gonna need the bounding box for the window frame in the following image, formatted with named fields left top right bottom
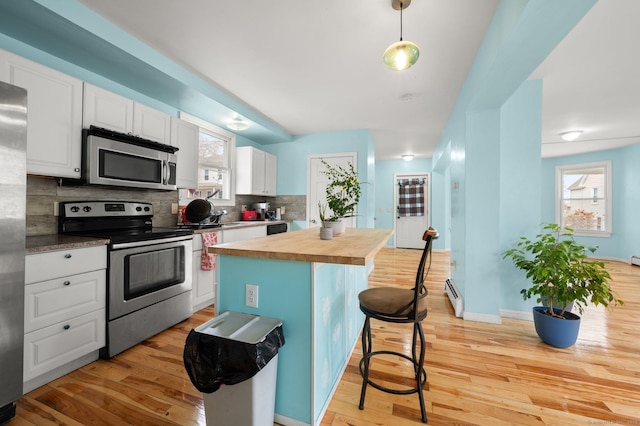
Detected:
left=555, top=160, right=612, bottom=237
left=179, top=112, right=236, bottom=207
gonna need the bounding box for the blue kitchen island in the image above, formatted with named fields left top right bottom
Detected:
left=209, top=227, right=393, bottom=426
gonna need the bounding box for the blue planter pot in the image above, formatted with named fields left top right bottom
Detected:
left=532, top=306, right=581, bottom=348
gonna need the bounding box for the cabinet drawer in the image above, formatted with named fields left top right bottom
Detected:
left=25, top=270, right=106, bottom=333
left=23, top=309, right=106, bottom=382
left=25, top=245, right=106, bottom=284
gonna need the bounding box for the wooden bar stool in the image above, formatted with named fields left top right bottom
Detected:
left=358, top=227, right=438, bottom=423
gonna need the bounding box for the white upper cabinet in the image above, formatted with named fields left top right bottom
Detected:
left=235, top=146, right=277, bottom=196
left=83, top=83, right=171, bottom=145
left=133, top=102, right=172, bottom=146
left=83, top=83, right=133, bottom=133
left=171, top=116, right=199, bottom=189
left=264, top=151, right=277, bottom=196
left=0, top=49, right=83, bottom=179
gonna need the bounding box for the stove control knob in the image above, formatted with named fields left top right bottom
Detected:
left=70, top=206, right=79, bottom=213
left=144, top=206, right=150, bottom=212
left=136, top=206, right=142, bottom=212
left=83, top=206, right=91, bottom=212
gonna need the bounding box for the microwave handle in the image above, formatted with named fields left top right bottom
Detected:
left=162, top=160, right=170, bottom=185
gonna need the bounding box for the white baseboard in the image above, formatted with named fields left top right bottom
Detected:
left=462, top=311, right=502, bottom=324
left=500, top=309, right=533, bottom=321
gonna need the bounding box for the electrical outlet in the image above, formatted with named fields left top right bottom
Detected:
left=171, top=203, right=179, bottom=214
left=53, top=201, right=59, bottom=216
left=241, top=205, right=247, bottom=212
left=280, top=206, right=286, bottom=215
left=245, top=284, right=258, bottom=308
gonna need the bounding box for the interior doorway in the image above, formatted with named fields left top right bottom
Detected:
left=307, top=153, right=357, bottom=228
left=394, top=173, right=430, bottom=248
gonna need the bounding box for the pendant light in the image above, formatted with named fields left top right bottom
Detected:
left=383, top=0, right=419, bottom=71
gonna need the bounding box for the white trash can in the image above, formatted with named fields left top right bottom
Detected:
left=185, top=311, right=284, bottom=426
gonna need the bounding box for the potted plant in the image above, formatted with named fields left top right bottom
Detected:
left=502, top=223, right=622, bottom=348
left=317, top=202, right=333, bottom=240
left=321, top=160, right=362, bottom=236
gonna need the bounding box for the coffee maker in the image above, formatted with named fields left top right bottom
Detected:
left=253, top=202, right=270, bottom=220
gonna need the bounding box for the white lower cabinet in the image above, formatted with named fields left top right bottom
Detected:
left=222, top=226, right=266, bottom=243
left=192, top=232, right=218, bottom=311
left=24, top=245, right=107, bottom=392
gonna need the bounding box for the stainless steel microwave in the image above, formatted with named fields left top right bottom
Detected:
left=83, top=126, right=178, bottom=191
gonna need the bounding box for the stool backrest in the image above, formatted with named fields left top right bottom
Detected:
left=412, top=227, right=438, bottom=320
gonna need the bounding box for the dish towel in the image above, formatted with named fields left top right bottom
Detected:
left=201, top=232, right=218, bottom=271
left=397, top=178, right=425, bottom=217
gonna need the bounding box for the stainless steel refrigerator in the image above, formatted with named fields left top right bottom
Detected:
left=0, top=80, right=27, bottom=423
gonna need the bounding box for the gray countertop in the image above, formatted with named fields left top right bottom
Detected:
left=26, top=235, right=110, bottom=254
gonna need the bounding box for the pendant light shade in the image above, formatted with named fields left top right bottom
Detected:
left=384, top=0, right=419, bottom=71
left=383, top=40, right=420, bottom=71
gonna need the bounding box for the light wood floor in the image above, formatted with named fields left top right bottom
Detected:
left=12, top=248, right=640, bottom=425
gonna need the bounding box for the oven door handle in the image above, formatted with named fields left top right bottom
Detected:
left=111, top=235, right=193, bottom=250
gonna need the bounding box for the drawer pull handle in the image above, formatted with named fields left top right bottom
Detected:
left=63, top=324, right=70, bottom=330
left=63, top=281, right=71, bottom=286
left=64, top=254, right=72, bottom=259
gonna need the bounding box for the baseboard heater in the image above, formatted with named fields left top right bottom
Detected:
left=444, top=278, right=463, bottom=318
left=631, top=256, right=640, bottom=267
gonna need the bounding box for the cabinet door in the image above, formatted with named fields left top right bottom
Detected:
left=235, top=146, right=254, bottom=195
left=264, top=152, right=277, bottom=196
left=252, top=148, right=266, bottom=195
left=222, top=226, right=266, bottom=243
left=24, top=270, right=106, bottom=334
left=23, top=309, right=106, bottom=382
left=0, top=49, right=83, bottom=178
left=171, top=116, right=199, bottom=188
left=83, top=83, right=133, bottom=133
left=133, top=103, right=172, bottom=145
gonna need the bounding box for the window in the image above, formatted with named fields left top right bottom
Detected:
left=556, top=161, right=611, bottom=236
left=178, top=113, right=236, bottom=206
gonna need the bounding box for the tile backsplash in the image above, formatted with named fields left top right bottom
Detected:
left=26, top=175, right=307, bottom=236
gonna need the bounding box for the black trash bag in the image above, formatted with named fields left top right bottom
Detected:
left=183, top=324, right=285, bottom=393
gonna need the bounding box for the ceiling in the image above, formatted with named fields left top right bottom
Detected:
left=43, top=0, right=640, bottom=160
left=531, top=0, right=640, bottom=158
left=75, top=0, right=499, bottom=161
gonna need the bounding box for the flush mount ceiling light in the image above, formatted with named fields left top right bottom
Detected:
left=383, top=0, right=420, bottom=71
left=402, top=154, right=415, bottom=161
left=559, top=130, right=583, bottom=141
left=226, top=117, right=249, bottom=131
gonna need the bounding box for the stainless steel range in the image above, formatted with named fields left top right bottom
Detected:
left=59, top=201, right=193, bottom=358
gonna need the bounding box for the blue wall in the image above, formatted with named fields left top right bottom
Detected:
left=431, top=0, right=597, bottom=321
left=541, top=143, right=640, bottom=261
left=266, top=130, right=375, bottom=229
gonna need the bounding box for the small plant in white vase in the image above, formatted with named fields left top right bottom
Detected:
left=318, top=202, right=333, bottom=240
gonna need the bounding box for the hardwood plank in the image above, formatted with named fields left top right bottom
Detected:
left=12, top=250, right=640, bottom=426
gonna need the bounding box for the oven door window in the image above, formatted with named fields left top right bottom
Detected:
left=100, top=149, right=163, bottom=183
left=124, top=246, right=185, bottom=300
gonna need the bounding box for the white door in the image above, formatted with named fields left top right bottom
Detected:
left=308, top=153, right=357, bottom=228
left=395, top=173, right=430, bottom=249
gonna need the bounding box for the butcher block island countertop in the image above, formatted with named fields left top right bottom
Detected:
left=208, top=227, right=393, bottom=265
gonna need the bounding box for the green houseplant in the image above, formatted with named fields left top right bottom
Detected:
left=321, top=160, right=361, bottom=235
left=502, top=223, right=622, bottom=348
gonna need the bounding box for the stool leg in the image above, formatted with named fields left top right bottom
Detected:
left=415, top=322, right=427, bottom=423
left=359, top=316, right=371, bottom=410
